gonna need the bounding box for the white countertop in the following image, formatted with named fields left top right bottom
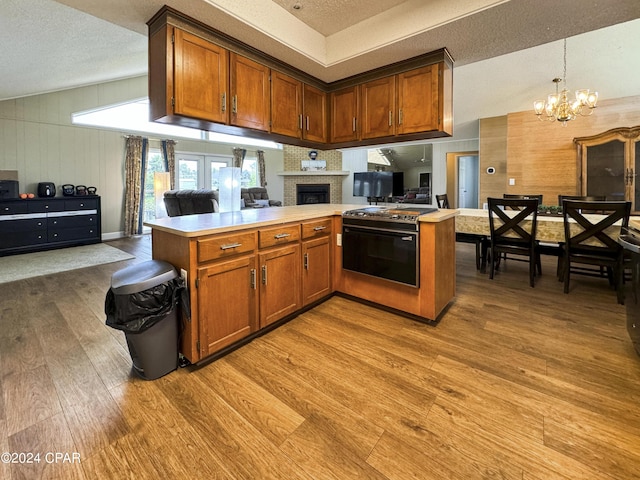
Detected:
left=144, top=204, right=458, bottom=237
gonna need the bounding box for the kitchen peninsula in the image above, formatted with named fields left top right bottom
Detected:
left=145, top=204, right=457, bottom=364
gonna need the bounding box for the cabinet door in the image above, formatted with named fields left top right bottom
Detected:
left=361, top=76, right=395, bottom=139
left=230, top=53, right=270, bottom=131
left=259, top=244, right=301, bottom=328
left=174, top=28, right=229, bottom=124
left=198, top=256, right=258, bottom=357
left=330, top=86, right=359, bottom=143
left=302, top=236, right=331, bottom=306
left=397, top=64, right=439, bottom=134
left=583, top=140, right=626, bottom=202
left=271, top=71, right=302, bottom=138
left=303, top=84, right=327, bottom=143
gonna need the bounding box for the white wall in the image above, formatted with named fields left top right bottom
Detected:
left=0, top=76, right=284, bottom=238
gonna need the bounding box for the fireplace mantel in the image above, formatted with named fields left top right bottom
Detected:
left=277, top=171, right=350, bottom=176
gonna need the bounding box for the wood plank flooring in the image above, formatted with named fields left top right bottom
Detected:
left=1, top=234, right=639, bottom=479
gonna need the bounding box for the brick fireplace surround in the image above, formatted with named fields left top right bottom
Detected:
left=281, top=145, right=344, bottom=206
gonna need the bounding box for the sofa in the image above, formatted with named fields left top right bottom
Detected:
left=164, top=188, right=282, bottom=217
left=396, top=187, right=432, bottom=204
left=163, top=189, right=219, bottom=217
left=241, top=187, right=282, bottom=208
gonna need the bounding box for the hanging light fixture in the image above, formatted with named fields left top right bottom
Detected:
left=533, top=38, right=598, bottom=126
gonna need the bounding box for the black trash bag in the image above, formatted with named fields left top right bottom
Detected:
left=105, top=276, right=186, bottom=333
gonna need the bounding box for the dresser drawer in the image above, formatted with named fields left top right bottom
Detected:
left=0, top=216, right=47, bottom=233
left=301, top=218, right=332, bottom=239
left=64, top=198, right=99, bottom=211
left=48, top=213, right=99, bottom=229
left=28, top=200, right=64, bottom=213
left=0, top=230, right=47, bottom=248
left=48, top=226, right=99, bottom=243
left=0, top=202, right=28, bottom=215
left=258, top=224, right=300, bottom=248
left=198, top=231, right=256, bottom=263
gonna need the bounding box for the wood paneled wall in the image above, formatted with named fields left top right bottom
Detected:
left=480, top=95, right=640, bottom=206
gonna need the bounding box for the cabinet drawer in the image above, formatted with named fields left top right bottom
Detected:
left=49, top=226, right=99, bottom=243
left=65, top=198, right=99, bottom=210
left=0, top=217, right=46, bottom=233
left=0, top=202, right=28, bottom=215
left=198, top=231, right=256, bottom=263
left=301, top=218, right=332, bottom=239
left=258, top=224, right=300, bottom=248
left=48, top=214, right=99, bottom=229
left=0, top=230, right=47, bottom=248
left=28, top=200, right=64, bottom=213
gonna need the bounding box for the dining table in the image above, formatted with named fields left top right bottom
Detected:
left=454, top=208, right=633, bottom=272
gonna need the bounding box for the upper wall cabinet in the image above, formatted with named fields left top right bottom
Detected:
left=230, top=53, right=270, bottom=131
left=270, top=72, right=327, bottom=142
left=147, top=6, right=454, bottom=148
left=173, top=29, right=228, bottom=124
left=330, top=86, right=359, bottom=143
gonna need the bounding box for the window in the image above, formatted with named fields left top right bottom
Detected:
left=143, top=149, right=166, bottom=223
left=241, top=158, right=258, bottom=188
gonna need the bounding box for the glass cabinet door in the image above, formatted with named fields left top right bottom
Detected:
left=576, top=126, right=640, bottom=214
left=585, top=140, right=626, bottom=201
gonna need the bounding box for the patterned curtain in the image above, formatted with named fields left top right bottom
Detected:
left=123, top=136, right=148, bottom=237
left=232, top=147, right=246, bottom=168
left=257, top=150, right=267, bottom=187
left=161, top=139, right=177, bottom=189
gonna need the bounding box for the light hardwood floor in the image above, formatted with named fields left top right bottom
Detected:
left=1, top=235, right=639, bottom=479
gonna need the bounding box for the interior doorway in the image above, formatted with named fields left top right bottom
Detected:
left=446, top=151, right=479, bottom=208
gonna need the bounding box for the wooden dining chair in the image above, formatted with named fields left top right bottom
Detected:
left=435, top=194, right=450, bottom=209
left=488, top=197, right=541, bottom=287
left=502, top=194, right=543, bottom=210
left=558, top=195, right=607, bottom=213
left=560, top=199, right=631, bottom=303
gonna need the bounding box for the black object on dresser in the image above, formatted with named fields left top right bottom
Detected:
left=0, top=196, right=101, bottom=256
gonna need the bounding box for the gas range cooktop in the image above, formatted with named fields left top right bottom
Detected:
left=342, top=206, right=438, bottom=223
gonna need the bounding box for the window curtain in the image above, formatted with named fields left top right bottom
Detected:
left=257, top=150, right=267, bottom=187
left=161, top=139, right=177, bottom=189
left=233, top=147, right=246, bottom=169
left=123, top=135, right=149, bottom=237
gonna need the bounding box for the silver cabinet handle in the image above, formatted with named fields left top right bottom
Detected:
left=353, top=117, right=357, bottom=132
left=388, top=110, right=393, bottom=126
left=220, top=242, right=242, bottom=250
left=274, top=233, right=290, bottom=239
left=398, top=109, right=403, bottom=125
left=306, top=116, right=310, bottom=131
left=304, top=253, right=309, bottom=270
left=313, top=225, right=326, bottom=231
left=250, top=268, right=256, bottom=289
left=261, top=265, right=267, bottom=285
left=299, top=114, right=303, bottom=130
left=232, top=95, right=238, bottom=114
left=221, top=92, right=226, bottom=112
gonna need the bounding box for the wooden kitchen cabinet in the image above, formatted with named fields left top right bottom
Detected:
left=197, top=255, right=258, bottom=358
left=270, top=70, right=302, bottom=138
left=302, top=84, right=327, bottom=143
left=270, top=71, right=327, bottom=142
left=301, top=218, right=332, bottom=305
left=397, top=64, right=440, bottom=134
left=361, top=76, right=396, bottom=139
left=259, top=244, right=301, bottom=328
left=173, top=28, right=229, bottom=124
left=230, top=53, right=270, bottom=131
left=330, top=86, right=359, bottom=143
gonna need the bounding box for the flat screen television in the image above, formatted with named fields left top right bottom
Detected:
left=353, top=171, right=404, bottom=198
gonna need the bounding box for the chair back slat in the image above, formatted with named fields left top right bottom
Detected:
left=436, top=194, right=450, bottom=209
left=562, top=200, right=630, bottom=254
left=503, top=194, right=543, bottom=210
left=489, top=198, right=539, bottom=243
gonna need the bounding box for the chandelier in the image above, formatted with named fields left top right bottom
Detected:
left=533, top=38, right=598, bottom=125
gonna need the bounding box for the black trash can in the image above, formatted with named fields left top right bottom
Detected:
left=105, top=260, right=184, bottom=380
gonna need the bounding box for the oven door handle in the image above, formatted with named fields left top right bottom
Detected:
left=401, top=236, right=414, bottom=241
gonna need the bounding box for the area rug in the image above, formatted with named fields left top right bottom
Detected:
left=0, top=243, right=135, bottom=284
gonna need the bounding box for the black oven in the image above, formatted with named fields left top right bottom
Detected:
left=342, top=220, right=419, bottom=287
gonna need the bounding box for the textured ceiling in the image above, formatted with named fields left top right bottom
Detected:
left=1, top=0, right=639, bottom=102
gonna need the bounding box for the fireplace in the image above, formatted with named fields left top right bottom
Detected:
left=297, top=184, right=330, bottom=205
